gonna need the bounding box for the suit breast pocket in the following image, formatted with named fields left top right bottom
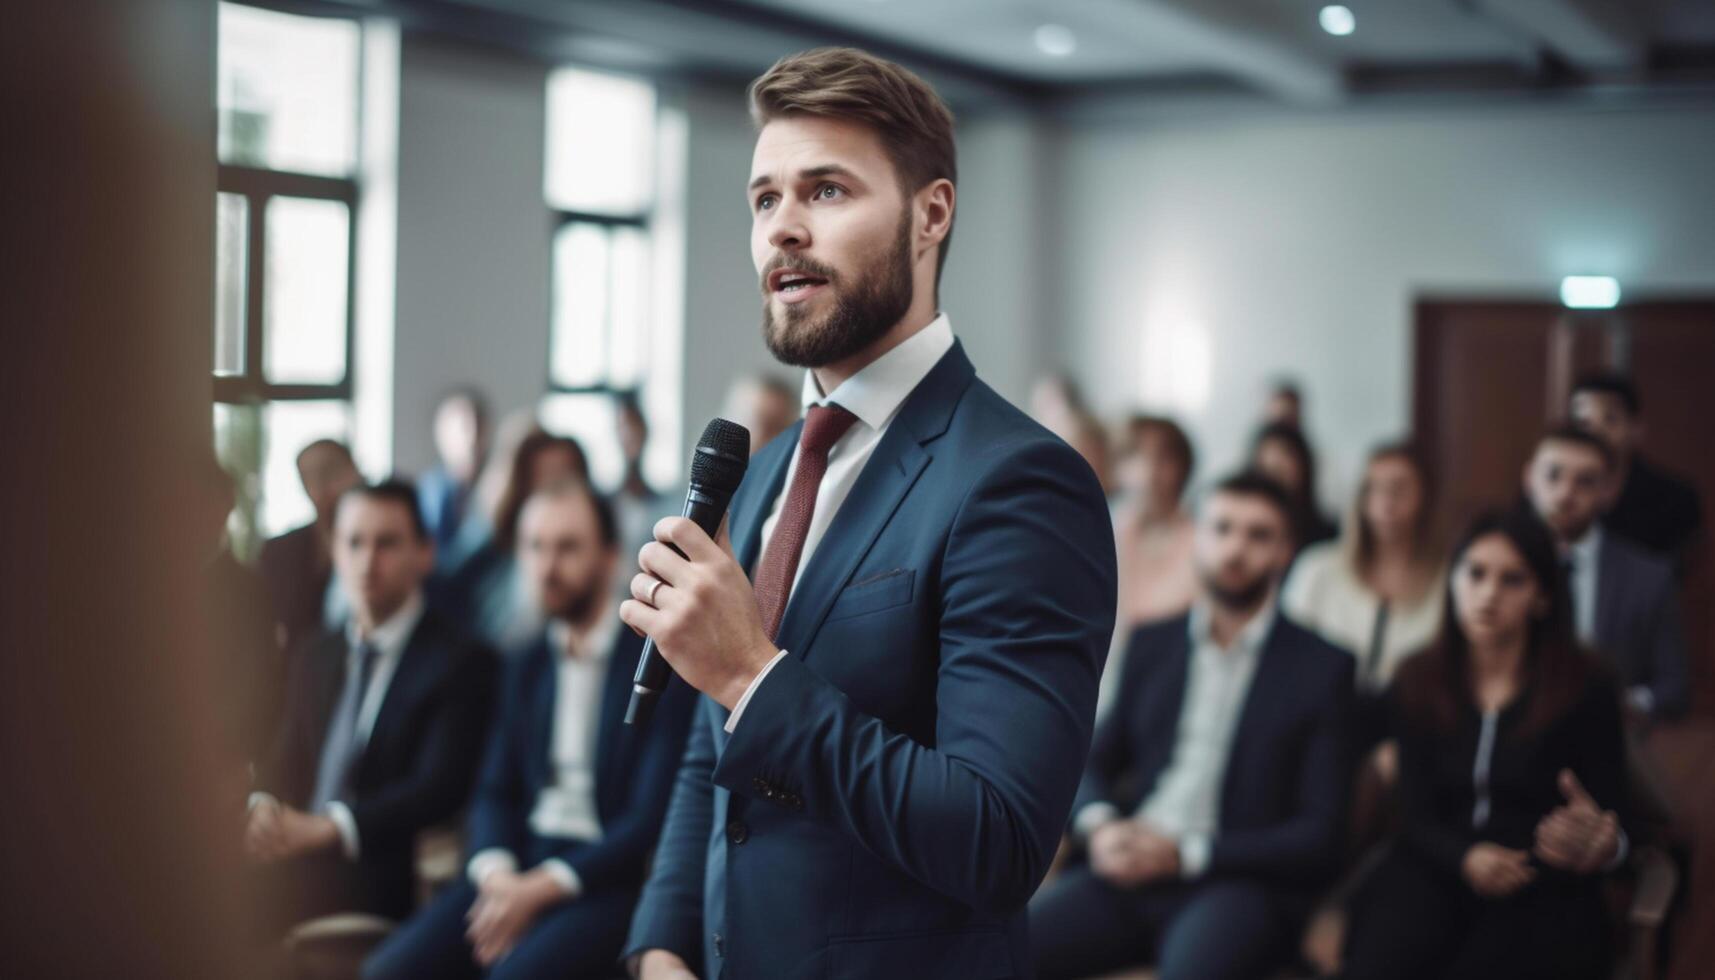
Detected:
left=824, top=569, right=915, bottom=624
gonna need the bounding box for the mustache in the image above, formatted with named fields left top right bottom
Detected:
left=759, top=253, right=839, bottom=295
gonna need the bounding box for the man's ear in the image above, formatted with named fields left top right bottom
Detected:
left=916, top=178, right=955, bottom=255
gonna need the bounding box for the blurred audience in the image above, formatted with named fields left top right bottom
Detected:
left=260, top=439, right=363, bottom=654
left=722, top=374, right=800, bottom=456
left=1112, top=415, right=1200, bottom=627
left=444, top=432, right=591, bottom=651
left=1284, top=442, right=1445, bottom=748
left=1262, top=377, right=1304, bottom=430
left=1339, top=510, right=1630, bottom=980
left=1030, top=372, right=1113, bottom=493
left=246, top=481, right=496, bottom=940
left=1520, top=426, right=1688, bottom=721
left=199, top=453, right=284, bottom=768
left=1032, top=473, right=1353, bottom=980
left=1570, top=371, right=1704, bottom=567
left=611, top=393, right=676, bottom=595
left=364, top=480, right=694, bottom=980
left=1251, top=421, right=1338, bottom=554
left=419, top=387, right=491, bottom=560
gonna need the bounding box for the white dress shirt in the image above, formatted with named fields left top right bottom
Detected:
left=466, top=612, right=620, bottom=899
left=1567, top=526, right=1602, bottom=648
left=249, top=591, right=425, bottom=860
left=724, top=313, right=956, bottom=733
left=1075, top=603, right=1274, bottom=877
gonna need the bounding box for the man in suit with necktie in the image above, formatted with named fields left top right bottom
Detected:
left=619, top=47, right=1118, bottom=980
left=1521, top=425, right=1689, bottom=721
left=246, top=480, right=496, bottom=938
left=1030, top=472, right=1354, bottom=980
left=363, top=480, right=695, bottom=979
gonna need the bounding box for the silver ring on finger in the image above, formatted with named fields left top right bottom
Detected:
left=646, top=577, right=665, bottom=606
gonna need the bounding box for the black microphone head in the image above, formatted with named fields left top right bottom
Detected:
left=690, top=418, right=750, bottom=492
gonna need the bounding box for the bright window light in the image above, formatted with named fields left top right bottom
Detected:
left=1319, top=5, right=1356, bottom=37
left=1560, top=276, right=1621, bottom=309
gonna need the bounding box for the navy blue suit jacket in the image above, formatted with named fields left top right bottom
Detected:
left=1076, top=612, right=1355, bottom=895
left=624, top=342, right=1118, bottom=979
left=466, top=626, right=695, bottom=896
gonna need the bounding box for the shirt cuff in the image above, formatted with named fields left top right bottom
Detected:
left=1627, top=686, right=1656, bottom=716
left=537, top=858, right=583, bottom=899
left=323, top=801, right=361, bottom=860
left=1178, top=834, right=1212, bottom=878
left=467, top=848, right=518, bottom=887
left=724, top=649, right=790, bottom=734
left=1073, top=803, right=1121, bottom=842
left=1603, top=827, right=1631, bottom=873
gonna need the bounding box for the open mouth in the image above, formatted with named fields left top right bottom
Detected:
left=768, top=267, right=831, bottom=298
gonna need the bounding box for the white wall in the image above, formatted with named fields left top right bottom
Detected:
left=1052, top=100, right=1715, bottom=505
left=393, top=37, right=552, bottom=477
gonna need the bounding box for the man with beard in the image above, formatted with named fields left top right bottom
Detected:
left=365, top=480, right=694, bottom=980
left=1521, top=425, right=1688, bottom=721
left=621, top=48, right=1116, bottom=980
left=1031, top=473, right=1355, bottom=980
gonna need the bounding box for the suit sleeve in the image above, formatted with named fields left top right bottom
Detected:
left=622, top=696, right=719, bottom=972
left=1394, top=693, right=1474, bottom=875
left=1206, top=651, right=1354, bottom=883
left=555, top=678, right=696, bottom=894
left=253, top=635, right=319, bottom=803
left=710, top=438, right=1118, bottom=914
left=1643, top=574, right=1690, bottom=719
left=465, top=661, right=528, bottom=860
left=1571, top=676, right=1632, bottom=861
left=348, top=647, right=496, bottom=850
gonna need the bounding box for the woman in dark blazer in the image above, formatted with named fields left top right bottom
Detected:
left=1340, top=509, right=1630, bottom=980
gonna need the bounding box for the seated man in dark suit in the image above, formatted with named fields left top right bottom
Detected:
left=1522, top=425, right=1689, bottom=721
left=1032, top=472, right=1355, bottom=980
left=260, top=439, right=363, bottom=653
left=246, top=480, right=496, bottom=937
left=1570, top=371, right=1703, bottom=566
left=364, top=480, right=695, bottom=980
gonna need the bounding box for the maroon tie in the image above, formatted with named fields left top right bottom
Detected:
left=753, top=403, right=859, bottom=641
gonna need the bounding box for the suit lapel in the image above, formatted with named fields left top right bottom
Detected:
left=772, top=343, right=975, bottom=662
left=1223, top=620, right=1291, bottom=806
left=593, top=631, right=641, bottom=815
left=528, top=636, right=558, bottom=787
left=364, top=616, right=440, bottom=772
left=1594, top=535, right=1623, bottom=646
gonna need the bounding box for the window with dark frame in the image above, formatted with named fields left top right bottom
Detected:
left=213, top=2, right=363, bottom=549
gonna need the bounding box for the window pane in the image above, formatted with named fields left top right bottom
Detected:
left=218, top=3, right=360, bottom=176
left=607, top=227, right=650, bottom=389
left=545, top=68, right=655, bottom=215
left=551, top=223, right=610, bottom=389
left=538, top=393, right=622, bottom=490
left=214, top=193, right=248, bottom=376
left=265, top=197, right=350, bottom=385
left=260, top=400, right=352, bottom=537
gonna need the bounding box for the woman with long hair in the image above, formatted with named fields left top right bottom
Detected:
left=1250, top=421, right=1338, bottom=553
left=1338, top=510, right=1630, bottom=980
left=1284, top=442, right=1444, bottom=747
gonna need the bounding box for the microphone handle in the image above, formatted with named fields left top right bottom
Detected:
left=625, top=482, right=734, bottom=726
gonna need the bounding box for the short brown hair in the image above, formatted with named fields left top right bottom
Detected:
left=749, top=47, right=958, bottom=281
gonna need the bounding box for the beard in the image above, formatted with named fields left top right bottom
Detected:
left=760, top=207, right=914, bottom=369
left=1199, top=565, right=1275, bottom=613
left=546, top=574, right=603, bottom=625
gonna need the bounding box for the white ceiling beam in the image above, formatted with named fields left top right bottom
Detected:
left=1100, top=0, right=1346, bottom=105
left=1475, top=0, right=1648, bottom=68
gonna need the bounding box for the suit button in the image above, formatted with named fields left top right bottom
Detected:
left=713, top=932, right=724, bottom=958
left=726, top=819, right=749, bottom=845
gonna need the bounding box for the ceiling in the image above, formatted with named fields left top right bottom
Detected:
left=304, top=0, right=1715, bottom=107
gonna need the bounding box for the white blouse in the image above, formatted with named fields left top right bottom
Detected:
left=1281, top=541, right=1444, bottom=691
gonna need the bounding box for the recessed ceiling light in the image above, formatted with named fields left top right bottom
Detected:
left=1034, top=24, right=1077, bottom=58
left=1561, top=276, right=1621, bottom=309
left=1319, top=5, right=1356, bottom=36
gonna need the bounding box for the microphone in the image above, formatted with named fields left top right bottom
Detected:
left=625, top=417, right=751, bottom=727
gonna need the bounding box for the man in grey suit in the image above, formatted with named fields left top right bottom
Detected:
left=1523, top=425, right=1689, bottom=720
